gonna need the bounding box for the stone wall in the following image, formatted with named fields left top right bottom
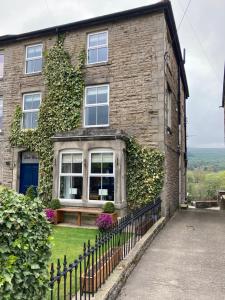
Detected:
left=0, top=10, right=187, bottom=217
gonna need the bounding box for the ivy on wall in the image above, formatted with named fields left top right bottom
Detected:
left=10, top=38, right=85, bottom=204
left=126, top=137, right=164, bottom=210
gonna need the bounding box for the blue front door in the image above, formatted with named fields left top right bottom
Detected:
left=19, top=163, right=39, bottom=194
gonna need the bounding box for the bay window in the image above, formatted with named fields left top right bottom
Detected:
left=60, top=152, right=83, bottom=200
left=89, top=151, right=114, bottom=201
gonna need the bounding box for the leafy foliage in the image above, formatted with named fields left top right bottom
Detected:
left=10, top=39, right=85, bottom=205
left=126, top=137, right=164, bottom=210
left=102, top=201, right=115, bottom=213
left=49, top=198, right=61, bottom=210
left=187, top=170, right=225, bottom=201
left=25, top=185, right=37, bottom=200
left=0, top=188, right=52, bottom=299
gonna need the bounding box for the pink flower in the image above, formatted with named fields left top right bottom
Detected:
left=96, top=213, right=113, bottom=231
left=44, top=208, right=55, bottom=221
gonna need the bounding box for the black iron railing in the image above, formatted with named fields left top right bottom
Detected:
left=49, top=198, right=161, bottom=300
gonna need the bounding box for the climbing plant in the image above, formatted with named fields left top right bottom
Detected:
left=10, top=38, right=85, bottom=204
left=126, top=137, right=164, bottom=210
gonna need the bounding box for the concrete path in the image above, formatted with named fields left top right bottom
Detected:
left=118, top=209, right=225, bottom=300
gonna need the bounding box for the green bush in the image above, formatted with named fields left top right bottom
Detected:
left=126, top=137, right=164, bottom=210
left=49, top=198, right=61, bottom=210
left=25, top=185, right=37, bottom=200
left=0, top=188, right=52, bottom=300
left=103, top=202, right=115, bottom=213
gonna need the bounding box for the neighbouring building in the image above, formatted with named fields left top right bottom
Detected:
left=0, top=0, right=188, bottom=218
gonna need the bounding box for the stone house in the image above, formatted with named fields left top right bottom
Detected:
left=0, top=1, right=188, bottom=218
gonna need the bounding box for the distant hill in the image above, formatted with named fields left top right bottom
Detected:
left=188, top=148, right=225, bottom=171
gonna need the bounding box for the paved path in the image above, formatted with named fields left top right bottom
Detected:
left=118, top=209, right=225, bottom=300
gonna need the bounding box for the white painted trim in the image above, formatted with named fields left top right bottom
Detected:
left=87, top=31, right=108, bottom=65
left=58, top=150, right=84, bottom=201
left=84, top=84, right=110, bottom=127
left=25, top=44, right=43, bottom=75
left=88, top=149, right=115, bottom=202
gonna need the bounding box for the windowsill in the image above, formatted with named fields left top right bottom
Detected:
left=85, top=61, right=111, bottom=68
left=84, top=125, right=109, bottom=128
left=23, top=72, right=42, bottom=78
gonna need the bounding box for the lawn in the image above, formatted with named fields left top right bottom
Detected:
left=50, top=226, right=98, bottom=267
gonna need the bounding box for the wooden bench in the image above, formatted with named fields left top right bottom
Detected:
left=55, top=207, right=103, bottom=226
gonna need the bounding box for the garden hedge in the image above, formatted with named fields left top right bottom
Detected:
left=0, top=188, right=52, bottom=300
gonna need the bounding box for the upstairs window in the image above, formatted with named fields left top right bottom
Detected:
left=0, top=52, right=4, bottom=78
left=60, top=152, right=83, bottom=200
left=89, top=151, right=114, bottom=201
left=25, top=44, right=43, bottom=74
left=22, top=93, right=41, bottom=129
left=166, top=85, right=172, bottom=129
left=87, top=31, right=108, bottom=64
left=84, top=85, right=109, bottom=127
left=0, top=96, right=3, bottom=131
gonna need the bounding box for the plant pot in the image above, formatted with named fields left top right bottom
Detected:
left=81, top=247, right=122, bottom=293
left=103, top=212, right=118, bottom=224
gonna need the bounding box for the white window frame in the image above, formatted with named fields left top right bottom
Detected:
left=87, top=31, right=108, bottom=65
left=84, top=84, right=109, bottom=128
left=0, top=96, right=3, bottom=132
left=0, top=51, right=4, bottom=79
left=25, top=44, right=43, bottom=74
left=22, top=92, right=41, bottom=129
left=88, top=149, right=115, bottom=203
left=59, top=150, right=83, bottom=202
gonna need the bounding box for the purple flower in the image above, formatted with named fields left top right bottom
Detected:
left=44, top=208, right=55, bottom=222
left=96, top=213, right=113, bottom=231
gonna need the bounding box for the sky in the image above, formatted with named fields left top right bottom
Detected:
left=0, top=0, right=224, bottom=148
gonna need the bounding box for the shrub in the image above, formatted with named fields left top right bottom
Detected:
left=49, top=198, right=61, bottom=210
left=96, top=214, right=113, bottom=232
left=103, top=202, right=115, bottom=213
left=25, top=185, right=37, bottom=200
left=44, top=208, right=55, bottom=222
left=0, top=187, right=52, bottom=300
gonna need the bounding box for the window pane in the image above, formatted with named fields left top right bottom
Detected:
left=23, top=112, right=32, bottom=129
left=72, top=154, right=82, bottom=173
left=91, top=153, right=101, bottom=173
left=61, top=154, right=71, bottom=173
left=31, top=111, right=38, bottom=128
left=26, top=58, right=42, bottom=73
left=97, top=86, right=108, bottom=104
left=98, top=32, right=107, bottom=45
left=24, top=94, right=40, bottom=110
left=85, top=106, right=96, bottom=126
left=89, top=34, right=98, bottom=47
left=89, top=177, right=101, bottom=200
left=27, top=45, right=42, bottom=58
left=102, top=153, right=113, bottom=174
left=102, top=177, right=114, bottom=201
left=60, top=176, right=83, bottom=199
left=97, top=105, right=108, bottom=125
left=88, top=49, right=97, bottom=64
left=98, top=47, right=107, bottom=62
left=0, top=54, right=4, bottom=78
left=86, top=88, right=97, bottom=105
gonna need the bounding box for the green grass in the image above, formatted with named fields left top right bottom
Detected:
left=48, top=226, right=98, bottom=299
left=50, top=226, right=98, bottom=267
